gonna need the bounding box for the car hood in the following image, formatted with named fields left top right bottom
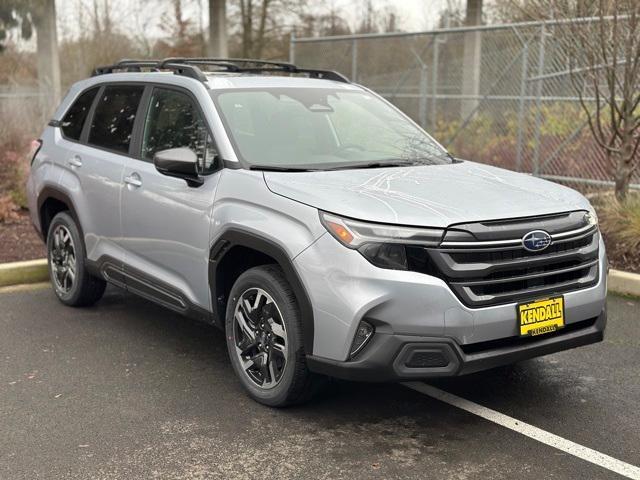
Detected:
left=263, top=161, right=591, bottom=228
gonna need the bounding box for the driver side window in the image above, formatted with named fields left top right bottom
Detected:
left=142, top=87, right=218, bottom=173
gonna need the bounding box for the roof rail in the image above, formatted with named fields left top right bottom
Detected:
left=93, top=59, right=207, bottom=81
left=93, top=57, right=349, bottom=84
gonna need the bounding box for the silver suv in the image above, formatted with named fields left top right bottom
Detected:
left=27, top=58, right=607, bottom=407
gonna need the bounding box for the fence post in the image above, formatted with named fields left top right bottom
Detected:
left=289, top=32, right=296, bottom=64
left=419, top=65, right=428, bottom=128
left=515, top=43, right=529, bottom=172
left=460, top=0, right=483, bottom=120
left=431, top=39, right=439, bottom=131
left=351, top=39, right=358, bottom=82
left=532, top=24, right=547, bottom=176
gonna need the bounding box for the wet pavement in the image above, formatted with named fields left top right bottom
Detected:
left=0, top=285, right=638, bottom=479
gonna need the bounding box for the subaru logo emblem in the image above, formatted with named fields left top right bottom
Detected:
left=522, top=230, right=552, bottom=252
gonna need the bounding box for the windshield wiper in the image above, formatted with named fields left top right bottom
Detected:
left=249, top=164, right=316, bottom=172
left=325, top=160, right=416, bottom=171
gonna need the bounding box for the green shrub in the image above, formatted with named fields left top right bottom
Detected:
left=597, top=193, right=640, bottom=250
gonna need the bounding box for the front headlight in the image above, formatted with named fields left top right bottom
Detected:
left=585, top=210, right=598, bottom=228
left=319, top=212, right=444, bottom=270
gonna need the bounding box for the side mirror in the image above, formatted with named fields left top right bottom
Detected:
left=153, top=147, right=203, bottom=187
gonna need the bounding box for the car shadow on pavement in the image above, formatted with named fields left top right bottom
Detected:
left=96, top=286, right=563, bottom=425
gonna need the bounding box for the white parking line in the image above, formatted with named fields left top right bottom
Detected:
left=404, top=382, right=640, bottom=480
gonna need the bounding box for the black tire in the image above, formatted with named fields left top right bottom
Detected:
left=47, top=212, right=106, bottom=307
left=225, top=265, right=323, bottom=407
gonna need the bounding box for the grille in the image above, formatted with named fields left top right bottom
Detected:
left=415, top=211, right=600, bottom=308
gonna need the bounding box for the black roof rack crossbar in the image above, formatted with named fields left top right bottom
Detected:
left=159, top=63, right=208, bottom=81
left=93, top=57, right=349, bottom=84
left=291, top=68, right=350, bottom=83
left=93, top=59, right=207, bottom=81
left=201, top=57, right=297, bottom=71
left=165, top=58, right=348, bottom=81
left=158, top=57, right=241, bottom=72
left=93, top=59, right=160, bottom=75
left=117, top=59, right=161, bottom=66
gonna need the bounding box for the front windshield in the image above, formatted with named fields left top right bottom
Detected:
left=211, top=88, right=454, bottom=170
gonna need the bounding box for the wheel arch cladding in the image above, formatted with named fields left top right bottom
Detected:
left=209, top=228, right=315, bottom=354
left=37, top=187, right=83, bottom=243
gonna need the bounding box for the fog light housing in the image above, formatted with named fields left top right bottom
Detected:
left=349, top=321, right=374, bottom=358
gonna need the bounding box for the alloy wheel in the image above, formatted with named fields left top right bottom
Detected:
left=232, top=287, right=288, bottom=389
left=50, top=225, right=77, bottom=294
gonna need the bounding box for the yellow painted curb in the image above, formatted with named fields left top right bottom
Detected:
left=0, top=258, right=49, bottom=287
left=608, top=269, right=640, bottom=299
left=0, top=281, right=50, bottom=294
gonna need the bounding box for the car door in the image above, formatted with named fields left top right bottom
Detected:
left=120, top=85, right=222, bottom=314
left=58, top=84, right=145, bottom=270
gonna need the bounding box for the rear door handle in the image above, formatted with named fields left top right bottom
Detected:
left=124, top=174, right=143, bottom=188
left=67, top=156, right=82, bottom=168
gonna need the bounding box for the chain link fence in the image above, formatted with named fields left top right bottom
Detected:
left=0, top=86, right=49, bottom=132
left=291, top=17, right=639, bottom=192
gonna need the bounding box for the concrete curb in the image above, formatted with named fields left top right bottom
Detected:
left=0, top=259, right=639, bottom=299
left=0, top=259, right=49, bottom=288
left=608, top=269, right=640, bottom=299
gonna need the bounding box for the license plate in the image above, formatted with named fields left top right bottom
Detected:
left=517, top=297, right=564, bottom=337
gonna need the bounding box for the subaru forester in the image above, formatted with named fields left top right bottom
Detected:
left=27, top=58, right=607, bottom=406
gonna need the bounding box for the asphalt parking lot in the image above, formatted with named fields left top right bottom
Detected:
left=1, top=285, right=639, bottom=479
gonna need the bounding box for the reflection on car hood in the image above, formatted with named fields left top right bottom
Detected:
left=263, top=161, right=591, bottom=228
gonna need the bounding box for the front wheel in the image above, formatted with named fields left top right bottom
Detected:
left=225, top=265, right=322, bottom=407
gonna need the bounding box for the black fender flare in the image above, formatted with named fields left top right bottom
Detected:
left=36, top=186, right=84, bottom=242
left=209, top=228, right=315, bottom=355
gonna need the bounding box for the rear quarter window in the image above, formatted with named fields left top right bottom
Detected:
left=61, top=87, right=99, bottom=141
left=88, top=85, right=144, bottom=154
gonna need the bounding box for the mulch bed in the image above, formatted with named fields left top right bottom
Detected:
left=0, top=210, right=638, bottom=275
left=600, top=231, right=640, bottom=275
left=0, top=210, right=46, bottom=263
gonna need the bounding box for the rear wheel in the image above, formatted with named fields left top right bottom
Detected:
left=225, top=265, right=322, bottom=407
left=47, top=212, right=106, bottom=307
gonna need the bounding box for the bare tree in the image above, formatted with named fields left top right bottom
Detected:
left=504, top=0, right=640, bottom=200
left=355, top=0, right=400, bottom=34
left=570, top=2, right=640, bottom=200
left=299, top=5, right=351, bottom=37
left=156, top=0, right=204, bottom=57
left=237, top=0, right=270, bottom=58
left=232, top=0, right=307, bottom=59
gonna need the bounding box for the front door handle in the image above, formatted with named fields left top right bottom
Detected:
left=124, top=173, right=143, bottom=188
left=67, top=156, right=82, bottom=168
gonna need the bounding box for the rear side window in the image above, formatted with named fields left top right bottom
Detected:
left=142, top=87, right=217, bottom=173
left=61, top=87, right=98, bottom=140
left=88, top=85, right=144, bottom=153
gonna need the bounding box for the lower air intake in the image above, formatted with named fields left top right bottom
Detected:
left=405, top=350, right=450, bottom=368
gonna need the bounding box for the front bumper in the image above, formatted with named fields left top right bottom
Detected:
left=295, top=232, right=608, bottom=362
left=306, top=307, right=606, bottom=381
